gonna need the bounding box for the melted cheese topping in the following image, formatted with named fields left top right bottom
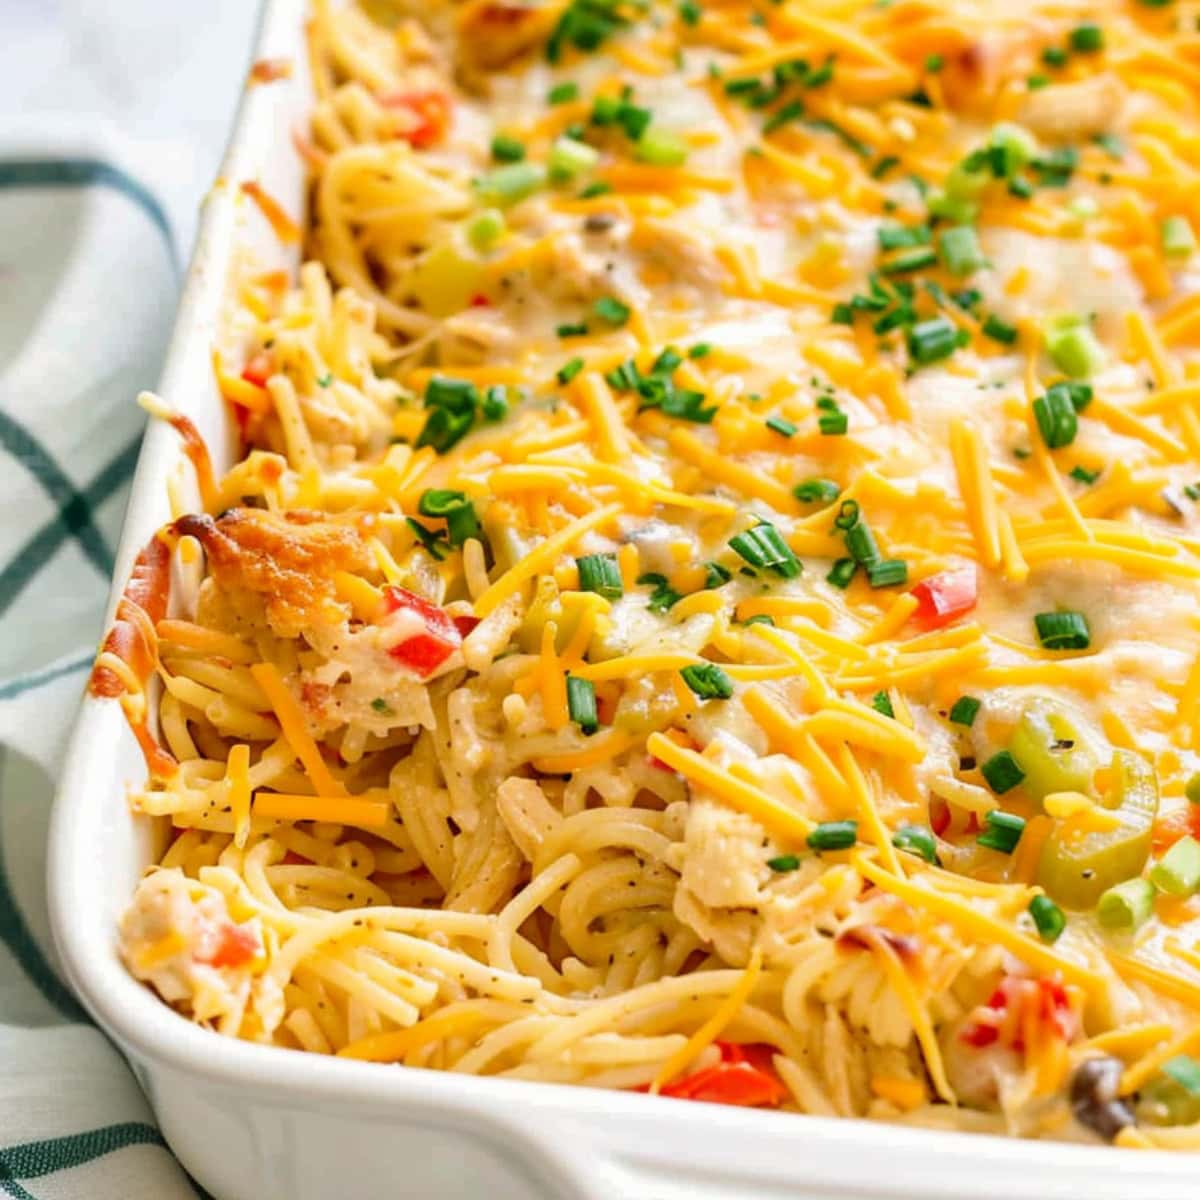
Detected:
left=111, top=0, right=1200, bottom=1145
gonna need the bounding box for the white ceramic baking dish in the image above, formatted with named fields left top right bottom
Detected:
left=45, top=1, right=1200, bottom=1195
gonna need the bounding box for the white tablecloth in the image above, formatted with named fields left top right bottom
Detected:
left=0, top=3, right=260, bottom=1195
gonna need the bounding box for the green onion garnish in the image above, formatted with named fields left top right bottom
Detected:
left=877, top=225, right=931, bottom=251
left=557, top=357, right=585, bottom=385
left=704, top=561, right=731, bottom=588
left=491, top=134, right=526, bottom=163
left=1042, top=45, right=1068, bottom=67
left=425, top=376, right=479, bottom=412
left=557, top=321, right=589, bottom=338
left=1150, top=835, right=1200, bottom=896
left=416, top=407, right=474, bottom=453
left=906, top=316, right=959, bottom=365
left=767, top=854, right=801, bottom=872
left=978, top=808, right=1026, bottom=852
left=1187, top=774, right=1200, bottom=805
left=948, top=696, right=981, bottom=727
left=576, top=552, right=623, bottom=599
left=728, top=523, right=803, bottom=578
left=1162, top=215, right=1198, bottom=261
left=982, top=314, right=1018, bottom=344
left=1044, top=314, right=1105, bottom=379
left=1033, top=385, right=1079, bottom=449
left=405, top=517, right=450, bottom=560
left=818, top=409, right=849, bottom=435
left=635, top=128, right=689, bottom=166
left=1097, top=877, right=1155, bottom=930
left=593, top=296, right=631, bottom=325
left=418, top=488, right=467, bottom=516
left=844, top=521, right=880, bottom=566
left=549, top=135, right=600, bottom=181
left=638, top=572, right=681, bottom=612
left=826, top=558, right=857, bottom=589
left=688, top=343, right=711, bottom=358
left=866, top=559, right=907, bottom=588
left=892, top=824, right=938, bottom=864
left=678, top=0, right=702, bottom=23
left=1069, top=465, right=1099, bottom=485
left=548, top=81, right=581, bottom=104
left=981, top=752, right=1026, bottom=795
left=680, top=663, right=734, bottom=700
left=939, top=225, right=987, bottom=276
left=833, top=499, right=860, bottom=531
left=882, top=246, right=938, bottom=276
left=763, top=100, right=806, bottom=135
left=474, top=162, right=546, bottom=206
left=579, top=180, right=613, bottom=198
left=468, top=208, right=507, bottom=250
left=1069, top=22, right=1104, bottom=52
left=807, top=820, right=858, bottom=852
left=481, top=385, right=508, bottom=421
left=925, top=53, right=944, bottom=72
left=766, top=415, right=797, bottom=437
left=1163, top=1056, right=1200, bottom=1096
left=1034, top=610, right=1090, bottom=651
left=794, top=478, right=840, bottom=504
left=566, top=675, right=599, bottom=734
left=1028, top=895, right=1066, bottom=943
left=871, top=690, right=895, bottom=718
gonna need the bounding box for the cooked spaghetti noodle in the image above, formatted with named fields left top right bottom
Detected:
left=108, top=0, right=1200, bottom=1143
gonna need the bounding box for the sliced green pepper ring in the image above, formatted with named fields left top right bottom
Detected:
left=1037, top=749, right=1159, bottom=909
left=1009, top=700, right=1106, bottom=807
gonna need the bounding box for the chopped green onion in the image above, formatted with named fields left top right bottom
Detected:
left=906, top=316, right=959, bottom=365
left=763, top=100, right=806, bottom=134
left=446, top=503, right=482, bottom=546
left=981, top=752, right=1026, bottom=795
left=1044, top=314, right=1106, bottom=379
left=871, top=690, right=895, bottom=718
left=767, top=854, right=801, bottom=872
left=688, top=343, right=711, bottom=359
left=1186, top=774, right=1200, bottom=805
left=316, top=373, right=333, bottom=388
left=927, top=189, right=979, bottom=224
left=794, top=478, right=840, bottom=504
left=1094, top=132, right=1123, bottom=159
left=1069, top=22, right=1104, bottom=52
left=467, top=208, right=506, bottom=250
left=1049, top=379, right=1093, bottom=411
left=1027, top=73, right=1050, bottom=90
left=425, top=376, right=479, bottom=412
left=576, top=552, right=623, bottom=599
left=1007, top=174, right=1035, bottom=200
left=704, top=561, right=731, bottom=588
left=416, top=407, right=474, bottom=453
left=833, top=499, right=860, bottom=530
left=1162, top=215, right=1198, bottom=261
left=871, top=155, right=901, bottom=179
left=474, top=162, right=546, bottom=206
left=1150, top=834, right=1200, bottom=896
left=882, top=246, right=938, bottom=276
left=566, top=675, right=599, bottom=734
left=844, top=520, right=881, bottom=566
left=1097, top=877, right=1155, bottom=930
left=1042, top=45, right=1068, bottom=67
left=949, top=696, right=981, bottom=727
left=1163, top=1056, right=1200, bottom=1096
left=549, top=135, right=600, bottom=181
left=925, top=53, right=944, bottom=72
left=418, top=488, right=469, bottom=517
left=557, top=357, right=585, bottom=385
left=766, top=415, right=797, bottom=437
left=491, top=134, right=526, bottom=162
left=826, top=558, right=857, bottom=589
left=1028, top=894, right=1066, bottom=942
left=808, top=820, right=858, bottom=852
left=548, top=81, right=580, bottom=104
left=635, top=128, right=689, bottom=166
left=878, top=224, right=931, bottom=251
left=982, top=314, right=1018, bottom=345
left=679, top=0, right=702, bottom=23
left=578, top=180, right=613, bottom=198
left=1070, top=465, right=1099, bottom=485
left=557, top=321, right=589, bottom=338
left=728, top=522, right=803, bottom=578
left=680, top=663, right=734, bottom=700
left=637, top=572, right=681, bottom=613
left=939, top=225, right=987, bottom=276
left=1034, top=610, right=1091, bottom=651
left=740, top=613, right=775, bottom=627
left=893, top=824, right=939, bottom=864
left=1033, top=385, right=1079, bottom=449
left=866, top=558, right=908, bottom=588
left=405, top=517, right=450, bottom=560
left=818, top=409, right=849, bottom=435
left=593, top=295, right=631, bottom=325
left=370, top=697, right=393, bottom=715
left=481, top=385, right=508, bottom=421
left=978, top=808, right=1026, bottom=852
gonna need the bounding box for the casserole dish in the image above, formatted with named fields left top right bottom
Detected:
left=48, top=0, right=1200, bottom=1194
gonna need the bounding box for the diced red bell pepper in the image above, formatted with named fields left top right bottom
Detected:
left=382, top=586, right=462, bottom=678
left=378, top=89, right=452, bottom=148
left=452, top=615, right=481, bottom=639
left=909, top=564, right=978, bottom=630
left=960, top=975, right=1076, bottom=1050
left=198, top=922, right=259, bottom=969
left=241, top=351, right=273, bottom=388
left=641, top=1042, right=786, bottom=1108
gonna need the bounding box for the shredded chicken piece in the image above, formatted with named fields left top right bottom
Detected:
left=1019, top=74, right=1125, bottom=142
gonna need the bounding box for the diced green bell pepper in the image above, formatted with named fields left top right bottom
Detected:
left=1008, top=700, right=1105, bottom=806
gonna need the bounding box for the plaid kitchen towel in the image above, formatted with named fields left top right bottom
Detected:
left=0, top=138, right=207, bottom=1198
